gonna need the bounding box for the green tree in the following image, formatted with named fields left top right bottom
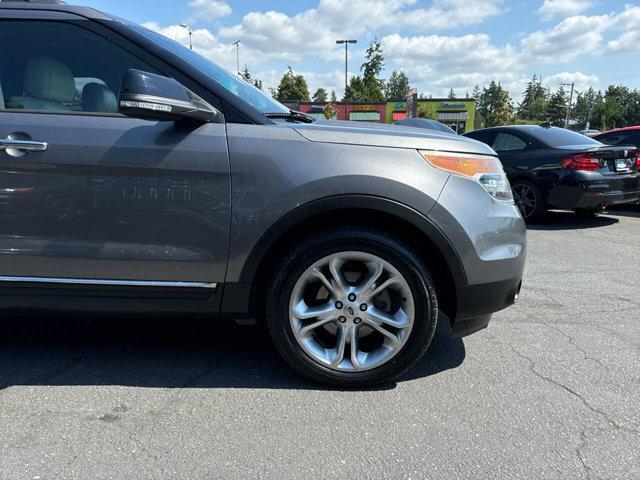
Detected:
left=479, top=81, right=514, bottom=127
left=573, top=87, right=600, bottom=130
left=546, top=86, right=568, bottom=126
left=330, top=90, right=338, bottom=103
left=323, top=103, right=338, bottom=120
left=385, top=70, right=410, bottom=99
left=592, top=85, right=631, bottom=130
left=345, top=39, right=386, bottom=102
left=417, top=104, right=437, bottom=120
left=517, top=75, right=549, bottom=122
left=472, top=84, right=485, bottom=129
left=275, top=67, right=310, bottom=102
left=312, top=88, right=328, bottom=103
left=447, top=88, right=456, bottom=99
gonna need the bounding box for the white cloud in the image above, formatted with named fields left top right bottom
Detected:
left=544, top=71, right=600, bottom=91
left=403, top=0, right=501, bottom=30
left=607, top=5, right=640, bottom=54
left=218, top=0, right=502, bottom=61
left=381, top=33, right=520, bottom=93
left=520, top=14, right=611, bottom=63
left=538, top=0, right=594, bottom=19
left=188, top=0, right=232, bottom=22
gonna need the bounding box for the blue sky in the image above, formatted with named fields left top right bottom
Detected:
left=70, top=0, right=640, bottom=101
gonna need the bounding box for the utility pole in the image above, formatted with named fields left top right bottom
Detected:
left=180, top=23, right=193, bottom=50
left=233, top=41, right=241, bottom=75
left=561, top=82, right=575, bottom=129
left=336, top=39, right=357, bottom=120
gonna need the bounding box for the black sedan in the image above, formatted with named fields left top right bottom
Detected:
left=464, top=125, right=640, bottom=221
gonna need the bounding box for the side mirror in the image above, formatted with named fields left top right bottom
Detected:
left=118, top=69, right=223, bottom=123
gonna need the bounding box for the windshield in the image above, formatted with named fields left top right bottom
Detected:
left=529, top=127, right=602, bottom=148
left=134, top=26, right=289, bottom=115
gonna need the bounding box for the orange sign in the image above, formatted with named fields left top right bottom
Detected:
left=353, top=105, right=377, bottom=111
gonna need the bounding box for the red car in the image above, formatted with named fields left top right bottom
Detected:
left=594, top=126, right=640, bottom=149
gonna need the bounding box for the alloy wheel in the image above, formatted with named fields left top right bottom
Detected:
left=289, top=251, right=415, bottom=372
left=512, top=183, right=538, bottom=219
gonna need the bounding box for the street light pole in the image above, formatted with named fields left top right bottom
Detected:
left=561, top=82, right=575, bottom=129
left=180, top=23, right=193, bottom=50
left=233, top=41, right=241, bottom=75
left=336, top=39, right=357, bottom=120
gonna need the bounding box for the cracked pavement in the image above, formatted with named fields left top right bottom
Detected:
left=1, top=209, right=639, bottom=479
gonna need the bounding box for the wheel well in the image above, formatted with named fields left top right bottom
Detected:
left=249, top=208, right=458, bottom=323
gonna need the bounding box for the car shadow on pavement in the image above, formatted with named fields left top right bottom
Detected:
left=0, top=312, right=465, bottom=392
left=526, top=210, right=620, bottom=230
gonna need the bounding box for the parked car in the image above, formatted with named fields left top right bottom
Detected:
left=0, top=0, right=526, bottom=387
left=394, top=118, right=457, bottom=135
left=464, top=125, right=640, bottom=221
left=593, top=126, right=640, bottom=148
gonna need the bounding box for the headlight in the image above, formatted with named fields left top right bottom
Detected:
left=419, top=150, right=514, bottom=203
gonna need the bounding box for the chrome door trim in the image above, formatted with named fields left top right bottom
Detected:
left=0, top=276, right=217, bottom=289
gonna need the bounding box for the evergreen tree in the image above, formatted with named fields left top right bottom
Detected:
left=546, top=87, right=568, bottom=127
left=472, top=85, right=485, bottom=129
left=385, top=70, right=410, bottom=99
left=479, top=81, right=514, bottom=127
left=517, top=75, right=549, bottom=121
left=573, top=87, right=599, bottom=130
left=448, top=88, right=456, bottom=99
left=275, top=67, right=310, bottom=102
left=330, top=90, right=338, bottom=103
left=312, top=88, right=328, bottom=103
left=592, top=85, right=631, bottom=131
left=345, top=39, right=385, bottom=102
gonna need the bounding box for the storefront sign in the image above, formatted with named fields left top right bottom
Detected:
left=353, top=105, right=377, bottom=111
left=349, top=111, right=381, bottom=122
left=440, top=103, right=466, bottom=109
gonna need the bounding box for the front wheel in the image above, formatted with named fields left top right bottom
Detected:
left=266, top=227, right=438, bottom=387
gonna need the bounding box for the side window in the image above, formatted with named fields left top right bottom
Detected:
left=492, top=133, right=527, bottom=152
left=467, top=131, right=496, bottom=146
left=0, top=20, right=157, bottom=114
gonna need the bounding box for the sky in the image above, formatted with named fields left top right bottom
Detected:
left=70, top=0, right=640, bottom=102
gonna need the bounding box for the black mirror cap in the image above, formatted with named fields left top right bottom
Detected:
left=118, top=69, right=223, bottom=124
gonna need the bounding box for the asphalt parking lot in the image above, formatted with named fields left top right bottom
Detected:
left=1, top=208, right=639, bottom=480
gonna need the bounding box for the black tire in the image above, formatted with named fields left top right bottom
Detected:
left=266, top=227, right=438, bottom=388
left=512, top=180, right=546, bottom=222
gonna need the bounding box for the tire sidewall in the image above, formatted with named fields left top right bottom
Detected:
left=266, top=230, right=438, bottom=386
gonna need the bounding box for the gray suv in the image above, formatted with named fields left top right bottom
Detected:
left=0, top=1, right=526, bottom=386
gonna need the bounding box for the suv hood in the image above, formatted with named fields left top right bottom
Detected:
left=290, top=120, right=496, bottom=156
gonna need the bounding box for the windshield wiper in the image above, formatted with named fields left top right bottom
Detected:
left=265, top=110, right=315, bottom=123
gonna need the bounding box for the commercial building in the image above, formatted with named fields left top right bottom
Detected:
left=387, top=99, right=476, bottom=134
left=288, top=98, right=476, bottom=133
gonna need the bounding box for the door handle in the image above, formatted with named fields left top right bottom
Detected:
left=0, top=139, right=48, bottom=152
